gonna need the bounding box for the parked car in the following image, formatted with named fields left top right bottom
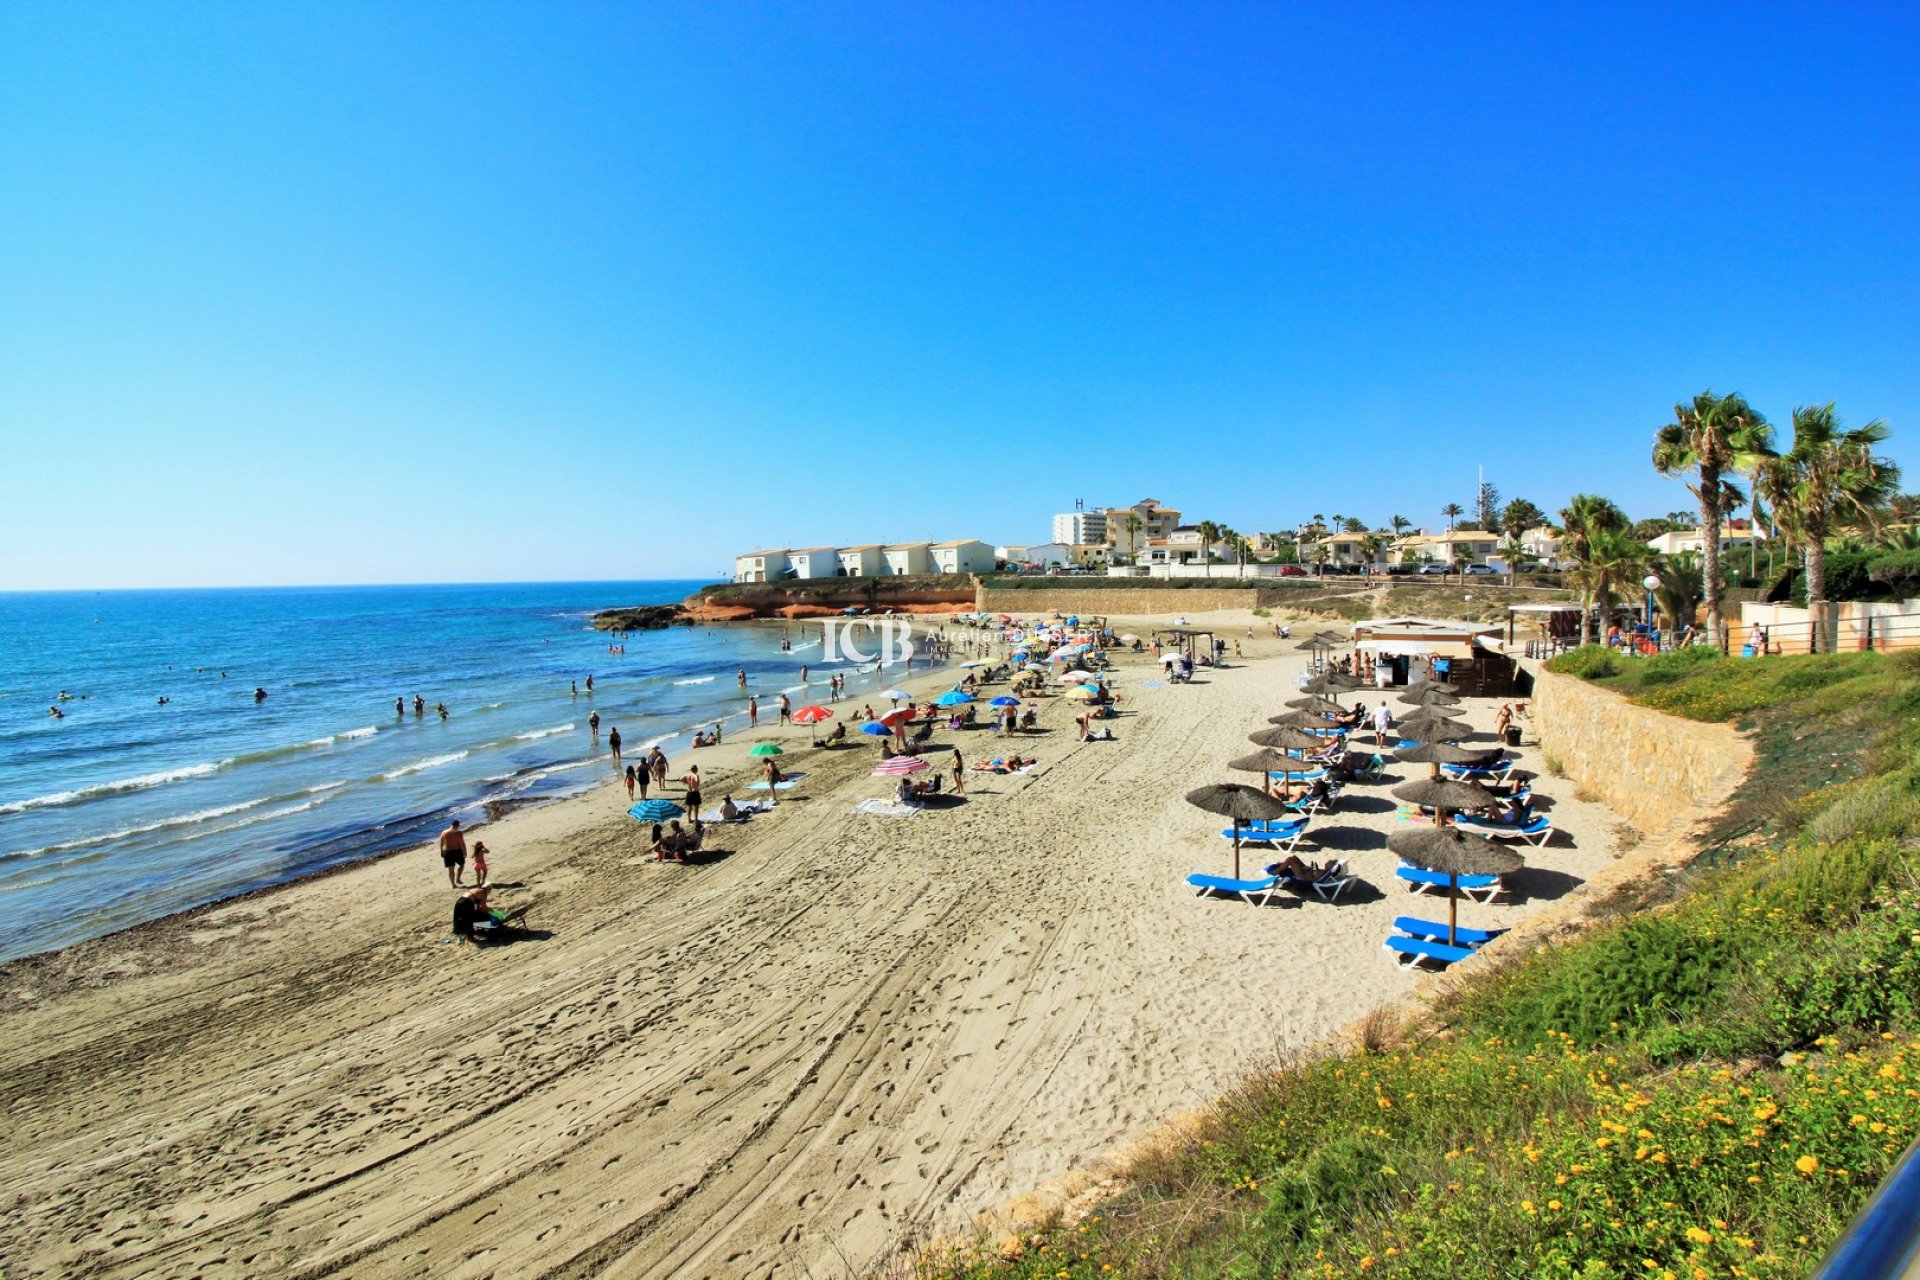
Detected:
left=1464, top=563, right=1497, bottom=576
left=1277, top=564, right=1308, bottom=577
left=1416, top=563, right=1450, bottom=575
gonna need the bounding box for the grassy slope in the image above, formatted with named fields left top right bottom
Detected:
left=922, top=648, right=1920, bottom=1280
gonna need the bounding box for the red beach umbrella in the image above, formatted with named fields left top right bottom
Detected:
left=792, top=704, right=833, bottom=744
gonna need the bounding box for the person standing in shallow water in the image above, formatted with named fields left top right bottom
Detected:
left=588, top=711, right=600, bottom=736
left=608, top=725, right=622, bottom=761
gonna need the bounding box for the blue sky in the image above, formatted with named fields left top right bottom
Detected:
left=2, top=3, right=1916, bottom=588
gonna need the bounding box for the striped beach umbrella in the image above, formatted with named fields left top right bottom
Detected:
left=873, top=755, right=929, bottom=776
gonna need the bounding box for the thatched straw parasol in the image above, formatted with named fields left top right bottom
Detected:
left=1399, top=686, right=1462, bottom=707
left=1229, top=748, right=1302, bottom=776
left=1396, top=710, right=1469, bottom=742
left=1301, top=672, right=1362, bottom=694
left=1388, top=826, right=1524, bottom=945
left=1187, top=783, right=1293, bottom=878
left=1268, top=709, right=1335, bottom=729
left=1248, top=725, right=1326, bottom=753
left=1392, top=777, right=1501, bottom=818
left=1286, top=695, right=1348, bottom=712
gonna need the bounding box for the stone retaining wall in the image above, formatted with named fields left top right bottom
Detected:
left=1529, top=666, right=1752, bottom=836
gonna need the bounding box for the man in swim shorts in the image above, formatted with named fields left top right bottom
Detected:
left=439, top=818, right=468, bottom=888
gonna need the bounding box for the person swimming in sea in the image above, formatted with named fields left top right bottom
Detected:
left=48, top=705, right=64, bottom=718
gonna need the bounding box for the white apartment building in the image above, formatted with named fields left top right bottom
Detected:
left=1052, top=510, right=1108, bottom=546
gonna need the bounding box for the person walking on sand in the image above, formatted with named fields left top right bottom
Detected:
left=747, top=695, right=758, bottom=728
left=438, top=819, right=468, bottom=888
left=608, top=725, right=622, bottom=761
left=634, top=762, right=649, bottom=800
left=470, top=841, right=490, bottom=887
left=649, top=747, right=668, bottom=791
left=778, top=693, right=791, bottom=724
left=951, top=746, right=965, bottom=795
left=1373, top=701, right=1393, bottom=749
left=682, top=766, right=703, bottom=817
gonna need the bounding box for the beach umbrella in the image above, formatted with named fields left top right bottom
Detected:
left=1229, top=748, right=1301, bottom=775
left=1286, top=695, right=1347, bottom=712
left=1397, top=707, right=1468, bottom=735
left=1158, top=651, right=1186, bottom=665
left=792, top=704, right=833, bottom=744
left=959, top=660, right=987, bottom=668
left=1396, top=741, right=1502, bottom=779
left=1418, top=680, right=1462, bottom=694
left=1300, top=672, right=1361, bottom=694
left=934, top=689, right=974, bottom=706
left=881, top=688, right=910, bottom=703
left=627, top=798, right=685, bottom=822
left=1059, top=670, right=1098, bottom=683
left=749, top=743, right=784, bottom=757
left=1187, top=783, right=1293, bottom=878
left=1248, top=726, right=1325, bottom=758
left=1399, top=687, right=1462, bottom=707
left=1062, top=685, right=1099, bottom=701
left=989, top=695, right=1020, bottom=707
left=1267, top=710, right=1334, bottom=729
left=1392, top=777, right=1500, bottom=820
left=859, top=721, right=893, bottom=737
left=873, top=755, right=930, bottom=776
left=1119, top=633, right=1139, bottom=643
left=1388, top=826, right=1523, bottom=946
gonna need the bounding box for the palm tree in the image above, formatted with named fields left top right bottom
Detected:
left=1653, top=391, right=1775, bottom=651
left=1498, top=535, right=1527, bottom=585
left=1755, top=403, right=1900, bottom=652
left=1358, top=532, right=1383, bottom=576
left=1584, top=528, right=1652, bottom=633
left=1390, top=514, right=1410, bottom=539
left=1560, top=494, right=1627, bottom=645
left=1122, top=513, right=1143, bottom=564
left=1441, top=503, right=1463, bottom=533
left=1195, top=520, right=1222, bottom=576
left=1652, top=553, right=1703, bottom=636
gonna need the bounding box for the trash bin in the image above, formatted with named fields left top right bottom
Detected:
left=1740, top=645, right=1756, bottom=658
left=1504, top=726, right=1522, bottom=746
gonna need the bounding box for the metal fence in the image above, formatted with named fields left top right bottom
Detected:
left=1518, top=609, right=1920, bottom=661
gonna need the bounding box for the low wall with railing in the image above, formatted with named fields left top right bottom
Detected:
left=1739, top=600, right=1920, bottom=653
left=1529, top=667, right=1753, bottom=836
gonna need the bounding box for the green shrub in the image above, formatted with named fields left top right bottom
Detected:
left=1547, top=645, right=1620, bottom=680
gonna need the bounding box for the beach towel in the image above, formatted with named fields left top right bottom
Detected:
left=701, top=802, right=770, bottom=823
left=853, top=798, right=923, bottom=818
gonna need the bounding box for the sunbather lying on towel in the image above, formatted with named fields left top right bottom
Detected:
left=972, top=755, right=1036, bottom=773
left=1263, top=856, right=1340, bottom=884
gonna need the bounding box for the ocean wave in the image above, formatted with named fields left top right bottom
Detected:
left=336, top=725, right=378, bottom=742
left=381, top=751, right=469, bottom=781
left=0, top=761, right=223, bottom=815
left=0, top=795, right=276, bottom=862
left=512, top=724, right=573, bottom=742
left=672, top=676, right=717, bottom=686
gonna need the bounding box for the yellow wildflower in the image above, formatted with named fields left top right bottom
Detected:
left=1796, top=1155, right=1821, bottom=1174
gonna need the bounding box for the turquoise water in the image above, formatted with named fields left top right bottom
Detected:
left=0, top=582, right=941, bottom=962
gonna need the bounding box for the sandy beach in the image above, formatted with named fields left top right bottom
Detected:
left=0, top=611, right=1627, bottom=1279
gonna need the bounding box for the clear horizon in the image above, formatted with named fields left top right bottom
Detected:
left=3, top=3, right=1916, bottom=590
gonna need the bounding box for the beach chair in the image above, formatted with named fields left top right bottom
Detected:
left=1186, top=872, right=1286, bottom=907
left=1395, top=864, right=1507, bottom=902
left=1221, top=819, right=1308, bottom=852
left=1272, top=858, right=1355, bottom=902
left=1384, top=934, right=1477, bottom=970
left=1453, top=815, right=1555, bottom=846
left=1392, top=916, right=1504, bottom=948
left=1441, top=759, right=1514, bottom=780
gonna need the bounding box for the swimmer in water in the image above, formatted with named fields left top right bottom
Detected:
left=396, top=697, right=405, bottom=717
left=436, top=703, right=449, bottom=719
left=158, top=696, right=169, bottom=705
left=413, top=695, right=425, bottom=716
left=49, top=705, right=64, bottom=719
left=254, top=687, right=268, bottom=702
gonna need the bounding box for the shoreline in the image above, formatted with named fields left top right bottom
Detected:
left=0, top=614, right=971, bottom=972
left=0, top=610, right=1630, bottom=1278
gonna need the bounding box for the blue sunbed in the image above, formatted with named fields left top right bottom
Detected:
left=1392, top=916, right=1504, bottom=948
left=1395, top=865, right=1507, bottom=902
left=1186, top=872, right=1286, bottom=907
left=1384, top=934, right=1477, bottom=969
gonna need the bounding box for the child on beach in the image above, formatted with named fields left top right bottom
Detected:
left=624, top=764, right=637, bottom=800
left=470, top=842, right=490, bottom=887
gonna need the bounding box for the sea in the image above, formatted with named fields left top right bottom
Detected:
left=0, top=581, right=948, bottom=964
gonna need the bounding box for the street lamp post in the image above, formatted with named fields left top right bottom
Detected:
left=1643, top=574, right=1662, bottom=649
